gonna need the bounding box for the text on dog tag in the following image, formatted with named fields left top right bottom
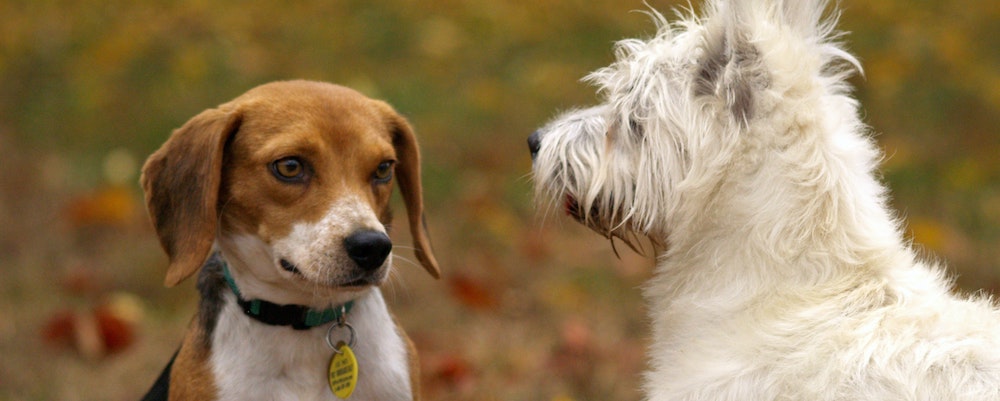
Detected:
left=328, top=342, right=358, bottom=399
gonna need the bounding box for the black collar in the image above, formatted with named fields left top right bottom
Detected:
left=221, top=261, right=353, bottom=330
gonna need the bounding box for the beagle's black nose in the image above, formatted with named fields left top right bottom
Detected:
left=528, top=130, right=542, bottom=160
left=344, top=230, right=392, bottom=271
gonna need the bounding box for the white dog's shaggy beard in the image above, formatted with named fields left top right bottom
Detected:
left=531, top=0, right=1000, bottom=400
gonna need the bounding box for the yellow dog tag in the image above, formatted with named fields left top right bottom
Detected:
left=328, top=342, right=358, bottom=399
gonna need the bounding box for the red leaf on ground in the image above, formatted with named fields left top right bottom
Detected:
left=40, top=294, right=141, bottom=358
left=447, top=274, right=499, bottom=310
left=423, top=352, right=476, bottom=394
left=94, top=304, right=135, bottom=355
left=41, top=310, right=77, bottom=346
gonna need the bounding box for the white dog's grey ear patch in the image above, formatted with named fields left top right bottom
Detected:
left=695, top=32, right=766, bottom=128
left=627, top=117, right=644, bottom=138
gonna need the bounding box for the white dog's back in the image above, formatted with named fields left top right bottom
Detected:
left=530, top=0, right=1000, bottom=400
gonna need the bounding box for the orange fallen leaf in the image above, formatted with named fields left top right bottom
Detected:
left=63, top=185, right=137, bottom=228
left=447, top=274, right=499, bottom=310
left=424, top=352, right=475, bottom=393
left=435, top=354, right=473, bottom=384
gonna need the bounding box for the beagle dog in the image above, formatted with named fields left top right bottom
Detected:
left=139, top=80, right=440, bottom=401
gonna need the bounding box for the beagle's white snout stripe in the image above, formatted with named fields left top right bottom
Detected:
left=274, top=195, right=392, bottom=287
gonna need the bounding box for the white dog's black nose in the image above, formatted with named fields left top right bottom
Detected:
left=344, top=230, right=393, bottom=271
left=528, top=130, right=542, bottom=160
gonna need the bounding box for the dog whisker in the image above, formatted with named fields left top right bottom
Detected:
left=381, top=266, right=412, bottom=304
left=390, top=253, right=420, bottom=271
left=609, top=235, right=624, bottom=260
left=515, top=171, right=537, bottom=184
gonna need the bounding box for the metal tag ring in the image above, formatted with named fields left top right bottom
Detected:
left=325, top=322, right=356, bottom=353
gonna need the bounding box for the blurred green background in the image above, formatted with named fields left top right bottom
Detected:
left=1, top=1, right=997, bottom=400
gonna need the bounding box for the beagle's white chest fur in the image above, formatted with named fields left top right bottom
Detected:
left=210, top=290, right=412, bottom=401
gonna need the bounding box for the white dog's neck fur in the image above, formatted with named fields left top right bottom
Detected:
left=533, top=1, right=1000, bottom=399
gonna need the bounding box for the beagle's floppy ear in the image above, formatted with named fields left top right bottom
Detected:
left=141, top=107, right=241, bottom=287
left=384, top=107, right=441, bottom=279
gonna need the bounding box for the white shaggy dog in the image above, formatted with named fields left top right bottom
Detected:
left=528, top=1, right=1000, bottom=400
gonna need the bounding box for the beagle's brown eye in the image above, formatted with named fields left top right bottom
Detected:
left=373, top=161, right=394, bottom=183
left=271, top=157, right=308, bottom=182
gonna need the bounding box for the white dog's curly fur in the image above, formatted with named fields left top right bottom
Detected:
left=529, top=1, right=1000, bottom=399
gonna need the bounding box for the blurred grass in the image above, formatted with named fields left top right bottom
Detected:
left=0, top=1, right=997, bottom=400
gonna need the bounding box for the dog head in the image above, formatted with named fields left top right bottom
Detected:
left=530, top=0, right=860, bottom=244
left=142, top=81, right=440, bottom=303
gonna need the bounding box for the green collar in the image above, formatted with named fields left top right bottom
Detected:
left=221, top=261, right=354, bottom=330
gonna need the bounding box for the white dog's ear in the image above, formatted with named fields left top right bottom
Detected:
left=694, top=0, right=848, bottom=128
left=694, top=14, right=766, bottom=129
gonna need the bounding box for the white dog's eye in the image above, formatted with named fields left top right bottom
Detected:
left=271, top=157, right=309, bottom=183
left=373, top=160, right=394, bottom=183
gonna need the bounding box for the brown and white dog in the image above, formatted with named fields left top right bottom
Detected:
left=139, top=80, right=440, bottom=401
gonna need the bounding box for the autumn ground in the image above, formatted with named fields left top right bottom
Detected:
left=1, top=1, right=998, bottom=400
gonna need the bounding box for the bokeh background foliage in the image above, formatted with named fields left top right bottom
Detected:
left=0, top=1, right=997, bottom=400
